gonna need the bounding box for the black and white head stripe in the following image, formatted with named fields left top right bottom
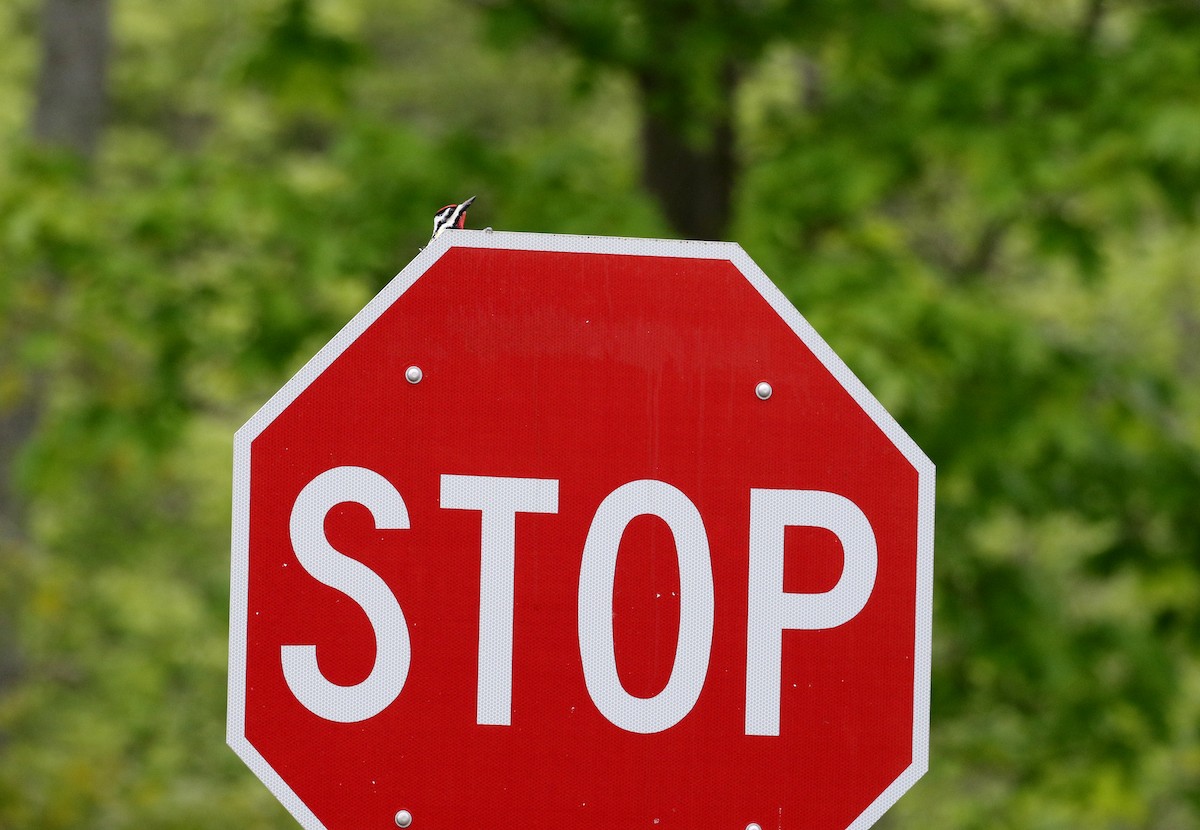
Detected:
left=431, top=195, right=476, bottom=240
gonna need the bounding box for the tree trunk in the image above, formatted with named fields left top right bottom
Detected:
left=31, top=0, right=111, bottom=156
left=1, top=0, right=111, bottom=711
left=636, top=61, right=739, bottom=240
left=4, top=0, right=109, bottom=537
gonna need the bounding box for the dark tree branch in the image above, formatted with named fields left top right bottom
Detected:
left=469, top=0, right=644, bottom=72
left=1078, top=0, right=1105, bottom=44
left=799, top=53, right=825, bottom=112
left=0, top=380, right=43, bottom=546
left=956, top=218, right=1011, bottom=280
left=474, top=0, right=746, bottom=238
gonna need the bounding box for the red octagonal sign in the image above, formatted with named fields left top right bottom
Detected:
left=229, top=232, right=934, bottom=830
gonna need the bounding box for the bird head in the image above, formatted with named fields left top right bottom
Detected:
left=431, top=196, right=476, bottom=240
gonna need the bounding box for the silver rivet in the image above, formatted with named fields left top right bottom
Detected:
left=747, top=824, right=763, bottom=830
left=755, top=381, right=772, bottom=400
left=405, top=366, right=423, bottom=384
left=395, top=809, right=413, bottom=828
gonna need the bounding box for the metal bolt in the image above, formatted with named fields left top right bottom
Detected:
left=394, top=809, right=413, bottom=828
left=755, top=381, right=772, bottom=400
left=746, top=824, right=763, bottom=830
left=405, top=366, right=423, bottom=384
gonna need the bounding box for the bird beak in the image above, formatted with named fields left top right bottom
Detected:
left=461, top=195, right=476, bottom=208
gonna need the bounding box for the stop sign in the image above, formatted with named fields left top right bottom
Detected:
left=228, top=231, right=934, bottom=830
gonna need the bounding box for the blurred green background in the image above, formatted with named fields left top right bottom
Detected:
left=2, top=0, right=1199, bottom=827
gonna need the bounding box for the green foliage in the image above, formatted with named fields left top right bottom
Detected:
left=1, top=0, right=1198, bottom=827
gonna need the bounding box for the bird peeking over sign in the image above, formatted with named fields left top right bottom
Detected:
left=431, top=196, right=476, bottom=241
